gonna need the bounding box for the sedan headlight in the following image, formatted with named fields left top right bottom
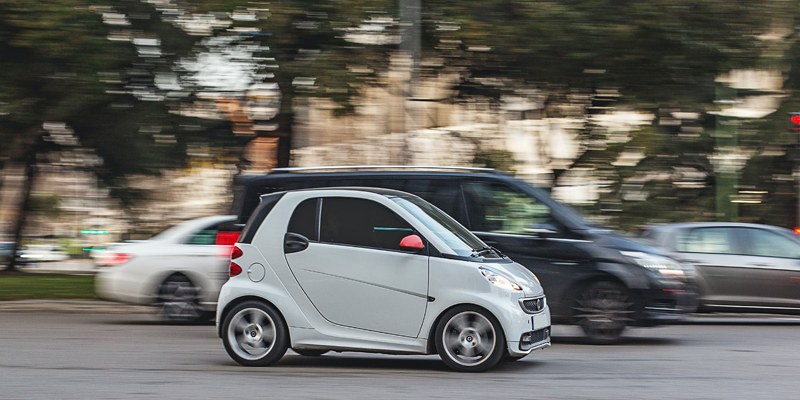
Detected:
left=620, top=251, right=684, bottom=277
left=479, top=267, right=522, bottom=290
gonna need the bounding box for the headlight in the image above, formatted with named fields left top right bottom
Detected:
left=479, top=267, right=522, bottom=290
left=620, top=251, right=684, bottom=277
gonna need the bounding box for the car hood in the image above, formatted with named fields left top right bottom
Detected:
left=484, top=261, right=545, bottom=298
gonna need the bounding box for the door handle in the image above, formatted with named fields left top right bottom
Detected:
left=747, top=263, right=772, bottom=268
left=284, top=233, right=309, bottom=254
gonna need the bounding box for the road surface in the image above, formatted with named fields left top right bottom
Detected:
left=1, top=312, right=798, bottom=399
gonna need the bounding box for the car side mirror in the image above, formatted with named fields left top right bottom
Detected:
left=399, top=234, right=424, bottom=250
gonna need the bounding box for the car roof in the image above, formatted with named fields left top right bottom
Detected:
left=649, top=222, right=788, bottom=231
left=271, top=186, right=418, bottom=198
left=237, top=170, right=510, bottom=185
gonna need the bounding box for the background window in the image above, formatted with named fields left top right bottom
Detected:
left=462, top=181, right=552, bottom=234
left=678, top=228, right=734, bottom=254
left=320, top=197, right=414, bottom=251
left=741, top=229, right=800, bottom=259
left=287, top=198, right=318, bottom=240
left=186, top=223, right=222, bottom=245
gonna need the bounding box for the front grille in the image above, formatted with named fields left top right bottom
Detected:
left=519, top=327, right=551, bottom=351
left=519, top=296, right=546, bottom=313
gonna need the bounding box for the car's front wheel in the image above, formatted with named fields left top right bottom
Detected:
left=435, top=306, right=505, bottom=372
left=572, top=281, right=635, bottom=344
left=222, top=301, right=289, bottom=367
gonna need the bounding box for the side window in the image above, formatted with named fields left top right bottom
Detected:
left=741, top=229, right=800, bottom=259
left=678, top=228, right=734, bottom=254
left=288, top=198, right=318, bottom=240
left=462, top=181, right=552, bottom=234
left=186, top=223, right=222, bottom=245
left=320, top=197, right=414, bottom=251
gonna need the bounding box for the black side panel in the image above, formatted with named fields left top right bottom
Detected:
left=239, top=192, right=286, bottom=244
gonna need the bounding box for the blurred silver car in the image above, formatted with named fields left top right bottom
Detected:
left=95, top=215, right=240, bottom=322
left=643, top=222, right=800, bottom=313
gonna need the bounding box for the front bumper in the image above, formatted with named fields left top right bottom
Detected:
left=634, top=281, right=699, bottom=326
left=505, top=305, right=551, bottom=357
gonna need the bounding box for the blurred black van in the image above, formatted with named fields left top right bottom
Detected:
left=231, top=166, right=697, bottom=342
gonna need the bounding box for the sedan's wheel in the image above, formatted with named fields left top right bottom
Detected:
left=222, top=301, right=288, bottom=367
left=435, top=306, right=505, bottom=372
left=156, top=274, right=205, bottom=323
left=572, top=281, right=635, bottom=344
left=293, top=349, right=329, bottom=357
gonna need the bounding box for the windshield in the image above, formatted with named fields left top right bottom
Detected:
left=390, top=195, right=498, bottom=258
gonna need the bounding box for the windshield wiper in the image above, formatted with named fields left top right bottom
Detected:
left=472, top=246, right=502, bottom=258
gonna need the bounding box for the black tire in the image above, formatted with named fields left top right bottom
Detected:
left=572, top=281, right=635, bottom=344
left=435, top=305, right=505, bottom=372
left=222, top=301, right=289, bottom=367
left=293, top=349, right=329, bottom=357
left=156, top=274, right=205, bottom=323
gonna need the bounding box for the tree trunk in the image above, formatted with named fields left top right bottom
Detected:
left=5, top=136, right=40, bottom=272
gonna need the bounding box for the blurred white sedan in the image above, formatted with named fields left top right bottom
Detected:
left=95, top=215, right=240, bottom=322
left=16, top=244, right=69, bottom=264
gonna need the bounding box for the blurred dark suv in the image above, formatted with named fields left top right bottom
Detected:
left=231, top=166, right=697, bottom=342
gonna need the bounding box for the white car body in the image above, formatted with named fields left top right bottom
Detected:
left=17, top=244, right=69, bottom=263
left=217, top=188, right=550, bottom=371
left=95, top=215, right=237, bottom=320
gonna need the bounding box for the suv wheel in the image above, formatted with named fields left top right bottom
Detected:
left=435, top=306, right=505, bottom=372
left=572, top=281, right=635, bottom=344
left=222, top=301, right=289, bottom=367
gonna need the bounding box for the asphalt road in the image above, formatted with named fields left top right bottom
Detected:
left=1, top=312, right=798, bottom=400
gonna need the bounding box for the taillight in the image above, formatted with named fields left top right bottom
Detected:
left=101, top=253, right=132, bottom=265
left=231, top=246, right=243, bottom=259
left=229, top=262, right=242, bottom=277
left=794, top=228, right=800, bottom=235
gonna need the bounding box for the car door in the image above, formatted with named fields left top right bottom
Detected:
left=284, top=196, right=429, bottom=338
left=676, top=227, right=750, bottom=306
left=736, top=228, right=800, bottom=308
left=460, top=180, right=590, bottom=315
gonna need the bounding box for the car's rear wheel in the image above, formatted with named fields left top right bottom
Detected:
left=156, top=274, right=206, bottom=323
left=435, top=306, right=505, bottom=372
left=222, top=301, right=288, bottom=367
left=293, top=349, right=329, bottom=357
left=572, top=281, right=635, bottom=344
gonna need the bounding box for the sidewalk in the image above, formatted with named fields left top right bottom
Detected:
left=0, top=299, right=151, bottom=314
left=16, top=260, right=98, bottom=275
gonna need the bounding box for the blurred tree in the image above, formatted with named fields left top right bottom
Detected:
left=0, top=0, right=207, bottom=270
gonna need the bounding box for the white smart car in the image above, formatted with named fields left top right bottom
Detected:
left=217, top=188, right=550, bottom=372
left=95, top=215, right=241, bottom=322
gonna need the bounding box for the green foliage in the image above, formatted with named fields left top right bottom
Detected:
left=428, top=0, right=778, bottom=105
left=472, top=149, right=518, bottom=174
left=0, top=273, right=96, bottom=300
left=28, top=194, right=60, bottom=220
